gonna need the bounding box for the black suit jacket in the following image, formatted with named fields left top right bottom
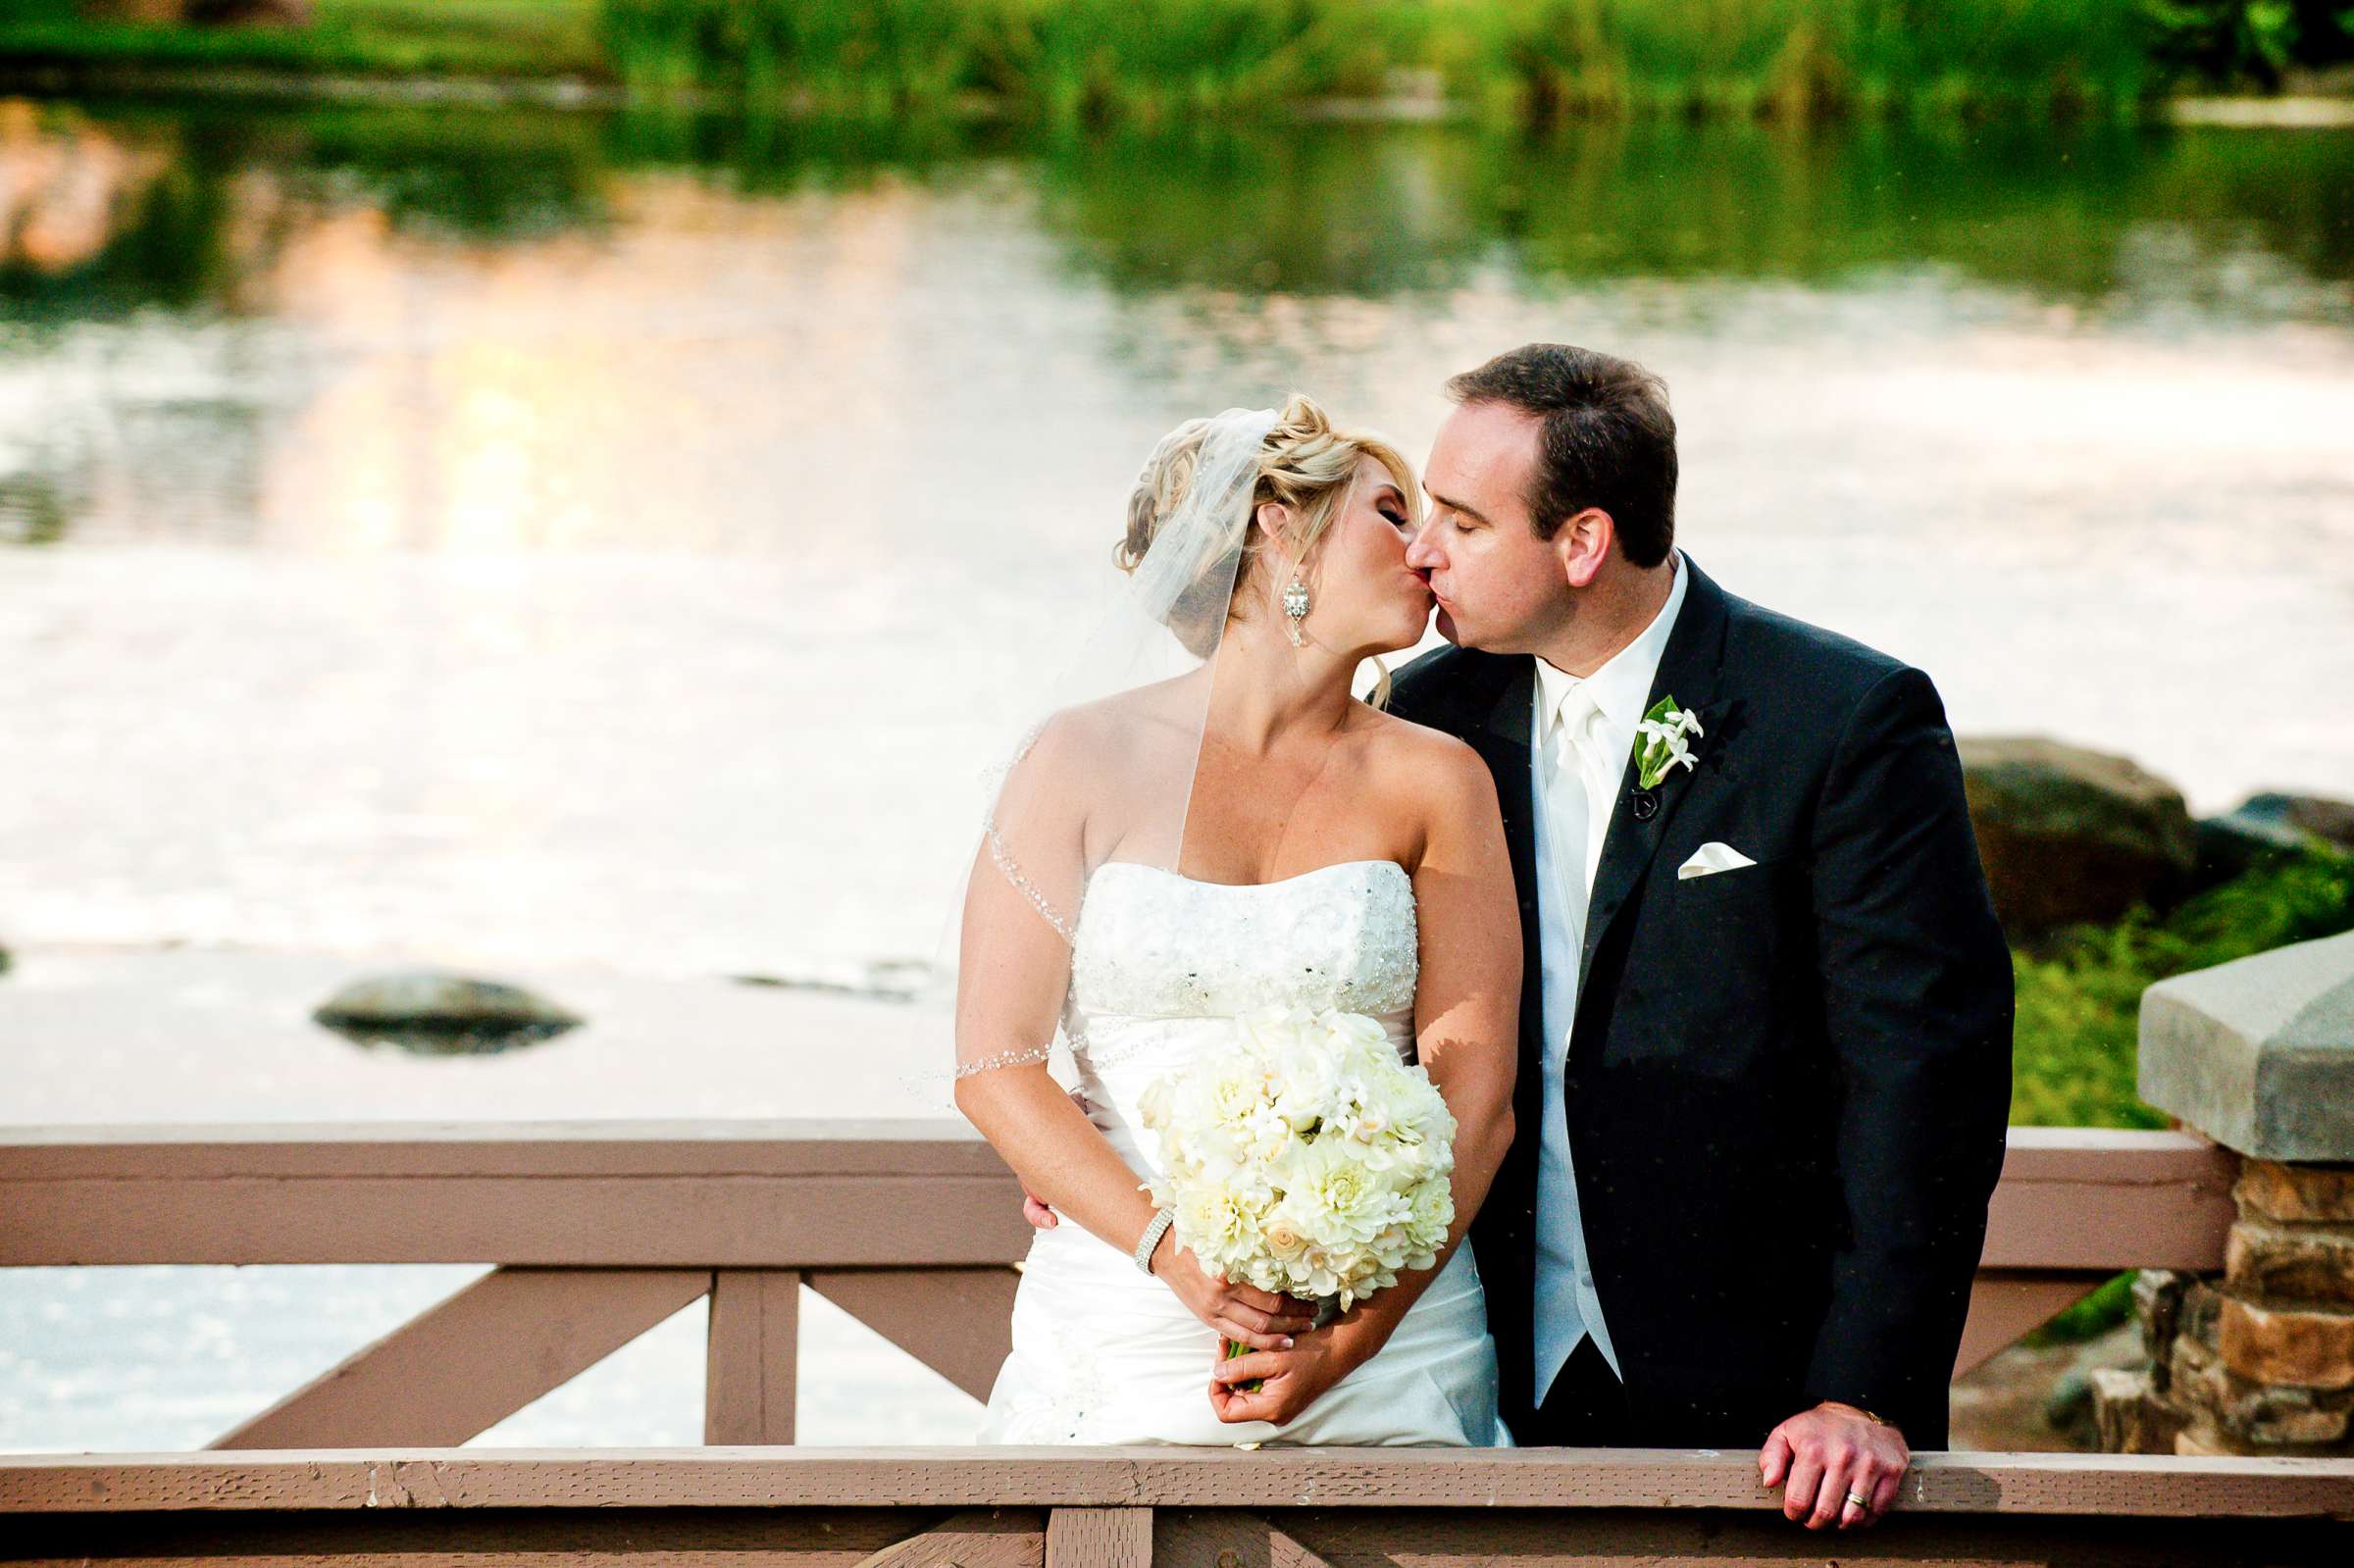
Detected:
left=1388, top=556, right=2013, bottom=1448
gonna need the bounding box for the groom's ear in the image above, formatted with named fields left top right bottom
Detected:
left=1554, top=505, right=1615, bottom=590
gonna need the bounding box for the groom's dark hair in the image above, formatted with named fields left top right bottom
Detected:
left=1446, top=344, right=1677, bottom=568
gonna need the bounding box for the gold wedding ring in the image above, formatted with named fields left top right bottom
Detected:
left=1845, top=1490, right=1871, bottom=1511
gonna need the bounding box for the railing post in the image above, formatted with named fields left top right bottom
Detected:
left=705, top=1268, right=800, bottom=1444
left=1047, top=1505, right=1151, bottom=1566
left=2111, top=930, right=2354, bottom=1456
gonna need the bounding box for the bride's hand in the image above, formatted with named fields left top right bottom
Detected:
left=1151, top=1233, right=1315, bottom=1351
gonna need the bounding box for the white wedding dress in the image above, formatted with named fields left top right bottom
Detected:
left=977, top=857, right=1508, bottom=1446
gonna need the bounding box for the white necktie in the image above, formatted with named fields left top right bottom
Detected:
left=1547, top=682, right=1603, bottom=903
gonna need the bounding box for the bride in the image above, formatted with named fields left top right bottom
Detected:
left=951, top=395, right=1519, bottom=1445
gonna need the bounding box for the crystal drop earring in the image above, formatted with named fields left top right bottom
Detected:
left=1282, top=571, right=1311, bottom=647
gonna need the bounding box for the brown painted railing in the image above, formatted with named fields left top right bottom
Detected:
left=8, top=1120, right=2349, bottom=1564
left=5, top=1448, right=2351, bottom=1562
left=0, top=1120, right=2240, bottom=1447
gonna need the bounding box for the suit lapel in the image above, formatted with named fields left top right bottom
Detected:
left=1460, top=657, right=1549, bottom=1073
left=1574, top=557, right=1736, bottom=1002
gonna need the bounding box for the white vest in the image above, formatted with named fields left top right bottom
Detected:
left=1527, top=554, right=1687, bottom=1405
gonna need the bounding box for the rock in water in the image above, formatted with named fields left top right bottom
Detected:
left=2042, top=1369, right=2098, bottom=1446
left=2189, top=791, right=2353, bottom=891
left=1959, top=736, right=2198, bottom=939
left=312, top=972, right=583, bottom=1056
left=2232, top=792, right=2354, bottom=853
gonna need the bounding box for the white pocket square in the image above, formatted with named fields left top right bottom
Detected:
left=1678, top=842, right=1758, bottom=881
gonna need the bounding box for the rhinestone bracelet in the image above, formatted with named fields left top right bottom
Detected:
left=1132, top=1207, right=1175, bottom=1275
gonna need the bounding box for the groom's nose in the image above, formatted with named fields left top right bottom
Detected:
left=1405, top=523, right=1443, bottom=573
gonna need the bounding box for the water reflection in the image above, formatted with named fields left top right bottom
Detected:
left=0, top=90, right=2349, bottom=956
left=2, top=94, right=2349, bottom=567
left=4, top=97, right=2350, bottom=329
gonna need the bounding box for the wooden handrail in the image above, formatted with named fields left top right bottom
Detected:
left=0, top=1121, right=2247, bottom=1449
left=5, top=1125, right=2347, bottom=1561
left=5, top=1447, right=2351, bottom=1516
left=0, top=1120, right=2231, bottom=1269
left=5, top=1449, right=2349, bottom=1564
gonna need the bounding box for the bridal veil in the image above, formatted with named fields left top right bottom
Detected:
left=947, top=406, right=1280, bottom=1080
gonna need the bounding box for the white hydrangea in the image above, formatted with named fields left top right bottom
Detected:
left=1139, top=1003, right=1458, bottom=1317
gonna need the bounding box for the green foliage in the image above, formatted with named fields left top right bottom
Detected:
left=2145, top=1, right=2301, bottom=88
left=2024, top=1267, right=2138, bottom=1345
left=593, top=0, right=1405, bottom=122
left=0, top=1, right=610, bottom=78
left=1436, top=0, right=2154, bottom=122
left=2142, top=0, right=2354, bottom=87
left=2009, top=847, right=2354, bottom=1131
left=587, top=0, right=2170, bottom=124
left=2005, top=846, right=2352, bottom=1350
left=16, top=1, right=2353, bottom=121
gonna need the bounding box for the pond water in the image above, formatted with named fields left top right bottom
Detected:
left=2, top=94, right=2351, bottom=1450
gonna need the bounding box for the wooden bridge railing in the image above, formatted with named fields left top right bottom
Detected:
left=0, top=1120, right=2240, bottom=1450
left=6, top=1447, right=2351, bottom=1563
left=10, top=1120, right=2353, bottom=1563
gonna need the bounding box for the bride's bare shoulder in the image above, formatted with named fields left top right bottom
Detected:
left=1356, top=702, right=1484, bottom=775
left=1353, top=705, right=1499, bottom=826
left=1018, top=682, right=1199, bottom=783
left=1078, top=681, right=1205, bottom=743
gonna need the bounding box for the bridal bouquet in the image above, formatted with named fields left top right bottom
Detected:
left=1137, top=1004, right=1458, bottom=1373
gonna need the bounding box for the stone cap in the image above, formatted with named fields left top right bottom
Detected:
left=2140, top=930, right=2354, bottom=1162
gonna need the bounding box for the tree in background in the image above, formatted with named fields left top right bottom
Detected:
left=2143, top=0, right=2354, bottom=89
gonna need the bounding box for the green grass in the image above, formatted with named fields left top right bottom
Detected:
left=2024, top=1266, right=2141, bottom=1346
left=1428, top=0, right=2158, bottom=122
left=9, top=1, right=2318, bottom=122
left=588, top=0, right=1406, bottom=122
left=588, top=0, right=2169, bottom=123
left=2009, top=846, right=2354, bottom=1131
left=2005, top=844, right=2354, bottom=1348
left=0, top=1, right=610, bottom=80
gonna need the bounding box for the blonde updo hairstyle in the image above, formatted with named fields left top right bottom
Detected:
left=1117, top=392, right=1420, bottom=706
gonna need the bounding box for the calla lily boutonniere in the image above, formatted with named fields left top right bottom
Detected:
left=1633, top=695, right=1704, bottom=790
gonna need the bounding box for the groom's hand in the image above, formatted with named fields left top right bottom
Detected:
left=1759, top=1401, right=1908, bottom=1530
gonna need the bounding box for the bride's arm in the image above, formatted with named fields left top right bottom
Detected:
left=1210, top=736, right=1519, bottom=1418
left=1349, top=738, right=1520, bottom=1330
left=951, top=724, right=1313, bottom=1353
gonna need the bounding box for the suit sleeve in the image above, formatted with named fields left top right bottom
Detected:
left=1800, top=665, right=2014, bottom=1437
left=1382, top=667, right=1436, bottom=729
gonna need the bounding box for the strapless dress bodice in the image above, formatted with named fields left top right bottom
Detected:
left=982, top=855, right=1504, bottom=1447
left=1068, top=857, right=1419, bottom=1022
left=1059, top=859, right=1421, bottom=1179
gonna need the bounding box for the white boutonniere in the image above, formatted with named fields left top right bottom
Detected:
left=1633, top=695, right=1704, bottom=789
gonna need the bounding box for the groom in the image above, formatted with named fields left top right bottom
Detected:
left=1381, top=343, right=2014, bottom=1527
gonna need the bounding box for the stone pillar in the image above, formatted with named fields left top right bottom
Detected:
left=2096, top=930, right=2354, bottom=1456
